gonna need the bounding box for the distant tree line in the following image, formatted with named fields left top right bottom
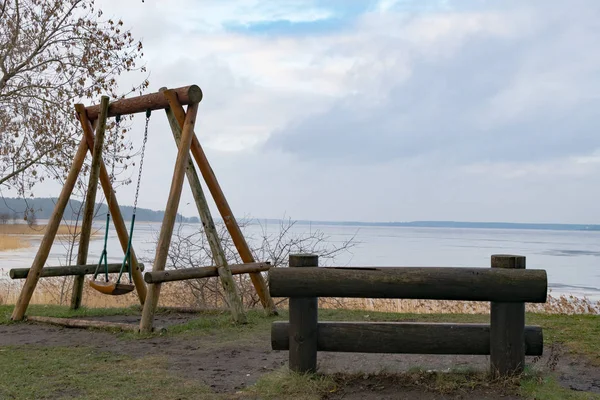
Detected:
left=0, top=197, right=199, bottom=224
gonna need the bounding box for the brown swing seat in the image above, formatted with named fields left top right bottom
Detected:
left=89, top=280, right=135, bottom=296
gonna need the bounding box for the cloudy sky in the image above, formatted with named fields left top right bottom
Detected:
left=23, top=0, right=600, bottom=223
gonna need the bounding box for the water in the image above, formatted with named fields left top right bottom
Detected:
left=2, top=221, right=599, bottom=301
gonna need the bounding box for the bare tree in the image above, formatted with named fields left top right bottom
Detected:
left=0, top=212, right=8, bottom=224
left=0, top=0, right=148, bottom=195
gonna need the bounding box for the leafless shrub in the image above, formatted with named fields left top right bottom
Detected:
left=143, top=217, right=357, bottom=309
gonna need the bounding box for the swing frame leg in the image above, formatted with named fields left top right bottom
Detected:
left=163, top=87, right=247, bottom=324
left=71, top=97, right=109, bottom=309
left=11, top=137, right=90, bottom=321
left=164, top=93, right=277, bottom=315
left=140, top=101, right=200, bottom=333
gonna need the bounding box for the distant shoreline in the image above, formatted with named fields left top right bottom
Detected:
left=119, top=218, right=600, bottom=232
left=3, top=197, right=598, bottom=232
left=239, top=219, right=600, bottom=232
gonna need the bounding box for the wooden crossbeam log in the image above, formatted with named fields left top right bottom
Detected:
left=144, top=262, right=271, bottom=283
left=84, top=85, right=202, bottom=119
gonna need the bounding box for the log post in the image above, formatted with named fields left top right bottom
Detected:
left=163, top=93, right=277, bottom=316
left=162, top=87, right=246, bottom=324
left=268, top=267, right=547, bottom=302
left=11, top=263, right=145, bottom=279
left=11, top=137, right=90, bottom=321
left=288, top=254, right=319, bottom=373
left=78, top=108, right=147, bottom=305
left=490, top=254, right=526, bottom=377
left=139, top=101, right=199, bottom=333
left=143, top=262, right=270, bottom=283
left=71, top=96, right=110, bottom=309
left=272, top=322, right=544, bottom=356
left=85, top=85, right=202, bottom=119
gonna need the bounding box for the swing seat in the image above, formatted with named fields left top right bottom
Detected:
left=89, top=280, right=135, bottom=296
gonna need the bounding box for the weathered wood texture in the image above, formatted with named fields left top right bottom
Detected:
left=156, top=306, right=211, bottom=314
left=288, top=254, right=319, bottom=373
left=71, top=97, right=109, bottom=310
left=26, top=316, right=142, bottom=332
left=144, top=262, right=271, bottom=283
left=85, top=85, right=202, bottom=120
left=164, top=89, right=246, bottom=324
left=268, top=266, right=547, bottom=302
left=490, top=255, right=527, bottom=377
left=164, top=93, right=277, bottom=315
left=10, top=263, right=145, bottom=279
left=79, top=110, right=147, bottom=304
left=139, top=101, right=199, bottom=333
left=10, top=137, right=90, bottom=321
left=271, top=322, right=543, bottom=356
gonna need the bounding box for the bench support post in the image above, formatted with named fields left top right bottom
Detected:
left=288, top=254, right=319, bottom=373
left=490, top=254, right=526, bottom=377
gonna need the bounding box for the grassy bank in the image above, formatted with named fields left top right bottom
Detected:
left=0, top=305, right=598, bottom=361
left=0, top=305, right=598, bottom=399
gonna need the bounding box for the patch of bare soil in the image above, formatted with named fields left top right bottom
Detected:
left=325, top=374, right=521, bottom=400
left=538, top=343, right=600, bottom=393
left=0, top=313, right=599, bottom=398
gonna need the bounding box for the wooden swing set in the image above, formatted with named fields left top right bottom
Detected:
left=9, top=84, right=277, bottom=333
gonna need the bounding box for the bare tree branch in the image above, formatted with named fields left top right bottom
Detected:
left=0, top=0, right=148, bottom=196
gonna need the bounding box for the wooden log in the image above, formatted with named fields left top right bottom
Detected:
left=10, top=137, right=90, bottom=321
left=163, top=88, right=246, bottom=324
left=139, top=101, right=199, bottom=333
left=26, top=316, right=142, bottom=332
left=79, top=109, right=147, bottom=304
left=85, top=85, right=203, bottom=120
left=164, top=93, right=277, bottom=316
left=10, top=263, right=145, bottom=279
left=288, top=254, right=319, bottom=373
left=144, top=262, right=271, bottom=283
left=490, top=255, right=527, bottom=377
left=156, top=306, right=212, bottom=314
left=71, top=96, right=110, bottom=310
left=268, top=266, right=547, bottom=303
left=271, top=322, right=543, bottom=356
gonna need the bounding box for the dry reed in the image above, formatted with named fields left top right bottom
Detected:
left=0, top=224, right=80, bottom=236
left=0, top=235, right=30, bottom=251
left=1, top=274, right=598, bottom=316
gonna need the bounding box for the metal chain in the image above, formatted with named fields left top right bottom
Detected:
left=107, top=115, right=121, bottom=215
left=132, top=109, right=150, bottom=213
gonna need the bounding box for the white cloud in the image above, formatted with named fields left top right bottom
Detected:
left=17, top=0, right=600, bottom=223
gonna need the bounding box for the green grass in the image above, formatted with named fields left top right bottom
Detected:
left=521, top=373, right=600, bottom=399
left=1, top=305, right=598, bottom=399
left=0, top=304, right=140, bottom=324
left=244, top=368, right=336, bottom=400
left=3, top=305, right=598, bottom=363
left=527, top=313, right=600, bottom=364
left=0, top=346, right=217, bottom=400
left=245, top=368, right=600, bottom=400
left=3, top=305, right=598, bottom=362
left=165, top=309, right=275, bottom=337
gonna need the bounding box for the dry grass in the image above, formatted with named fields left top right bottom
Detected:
left=0, top=223, right=79, bottom=236
left=1, top=274, right=598, bottom=316
left=317, top=294, right=600, bottom=315
left=0, top=235, right=30, bottom=251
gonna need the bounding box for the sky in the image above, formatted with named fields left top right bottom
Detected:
left=14, top=0, right=600, bottom=224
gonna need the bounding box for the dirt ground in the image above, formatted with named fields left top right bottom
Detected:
left=0, top=312, right=598, bottom=399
